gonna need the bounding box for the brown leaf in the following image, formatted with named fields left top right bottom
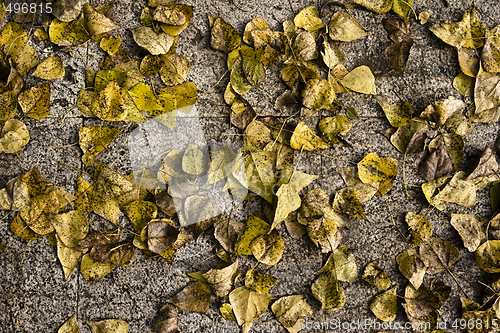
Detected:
left=152, top=304, right=180, bottom=333
left=418, top=145, right=453, bottom=181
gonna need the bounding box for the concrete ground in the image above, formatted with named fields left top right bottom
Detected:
left=1, top=0, right=500, bottom=332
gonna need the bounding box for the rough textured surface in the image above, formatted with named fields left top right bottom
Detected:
left=1, top=0, right=500, bottom=332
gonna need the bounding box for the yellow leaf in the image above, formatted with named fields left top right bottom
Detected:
left=290, top=121, right=329, bottom=151
left=340, top=66, right=376, bottom=95
left=328, top=11, right=371, bottom=42
left=32, top=56, right=65, bottom=80
left=357, top=153, right=398, bottom=195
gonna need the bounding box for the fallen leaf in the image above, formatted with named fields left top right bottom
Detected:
left=79, top=126, right=123, bottom=166
left=100, top=34, right=122, bottom=55
left=131, top=27, right=174, bottom=55
left=271, top=295, right=314, bottom=333
left=85, top=319, right=129, bottom=333
left=467, top=146, right=499, bottom=180
left=340, top=66, right=376, bottom=95
left=406, top=212, right=433, bottom=246
left=393, top=0, right=413, bottom=22
left=290, top=121, right=329, bottom=151
left=245, top=268, right=277, bottom=294
left=52, top=0, right=82, bottom=22
left=210, top=15, right=241, bottom=53
left=328, top=11, right=371, bottom=42
left=160, top=54, right=190, bottom=86
left=315, top=246, right=358, bottom=283
left=58, top=314, right=79, bottom=333
left=418, top=145, right=453, bottom=181
left=450, top=214, right=486, bottom=252
left=168, top=282, right=211, bottom=313
left=403, top=283, right=441, bottom=319
left=332, top=187, right=365, bottom=219
left=321, top=40, right=344, bottom=69
left=159, top=4, right=193, bottom=36
left=353, top=0, right=393, bottom=14
left=49, top=18, right=90, bottom=46
left=152, top=304, right=180, bottom=333
left=386, top=39, right=414, bottom=74
left=369, top=287, right=397, bottom=322
left=311, top=274, right=345, bottom=312
left=377, top=97, right=412, bottom=128
left=229, top=286, right=271, bottom=333
left=251, top=231, right=285, bottom=266
left=202, top=260, right=239, bottom=297
left=294, top=6, right=323, bottom=32
left=82, top=2, right=120, bottom=37
left=362, top=262, right=391, bottom=290
left=419, top=237, right=459, bottom=274
left=32, top=56, right=65, bottom=80
left=0, top=119, right=30, bottom=154
left=396, top=249, right=427, bottom=290
left=18, top=83, right=50, bottom=119
left=357, top=153, right=398, bottom=195
left=475, top=240, right=500, bottom=273
left=56, top=235, right=83, bottom=280
left=433, top=171, right=476, bottom=207
left=234, top=215, right=270, bottom=255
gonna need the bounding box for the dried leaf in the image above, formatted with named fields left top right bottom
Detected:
left=482, top=27, right=500, bottom=73
left=433, top=171, right=476, bottom=207
left=202, top=260, right=239, bottom=297
left=229, top=286, right=271, bottom=333
left=340, top=66, right=376, bottom=95
left=419, top=237, right=459, bottom=274
left=80, top=254, right=116, bottom=283
left=383, top=17, right=411, bottom=43
left=369, top=287, right=397, bottom=322
left=168, top=282, right=211, bottom=313
left=428, top=133, right=464, bottom=171
left=357, top=153, right=397, bottom=196
left=234, top=215, right=270, bottom=255
left=333, top=187, right=365, bottom=219
left=290, top=121, right=329, bottom=151
left=85, top=319, right=129, bottom=333
left=160, top=54, right=190, bottom=86
left=315, top=246, right=358, bottom=283
left=100, top=34, right=122, bottom=55
left=418, top=145, right=453, bottom=181
left=353, top=0, right=393, bottom=14
left=321, top=40, right=344, bottom=69
left=210, top=15, right=241, bottom=53
left=362, top=262, right=391, bottom=290
left=421, top=96, right=466, bottom=128
left=406, top=212, right=433, bottom=246
left=159, top=5, right=193, bottom=36
left=152, top=304, right=180, bottom=333
left=56, top=235, right=83, bottom=280
left=377, top=97, right=412, bottom=128
left=393, top=0, right=413, bottom=22
left=385, top=39, right=414, bottom=74
left=475, top=240, right=500, bottom=273
left=328, top=11, right=371, bottom=42
left=0, top=119, right=30, bottom=154
left=450, top=214, right=486, bottom=252
left=396, top=249, right=427, bottom=290
left=245, top=268, right=277, bottom=293
left=49, top=18, right=90, bottom=46
left=32, top=56, right=65, bottom=80
left=403, top=283, right=441, bottom=319
left=251, top=231, right=285, bottom=266
left=131, top=27, right=174, bottom=55
left=271, top=295, right=314, bottom=333
left=294, top=6, right=323, bottom=32
left=58, top=315, right=79, bottom=333
left=82, top=2, right=120, bottom=37
left=18, top=83, right=50, bottom=119
left=311, top=274, right=345, bottom=312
